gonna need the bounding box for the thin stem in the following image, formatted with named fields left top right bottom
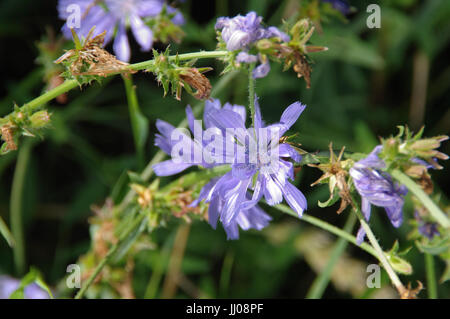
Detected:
left=122, top=74, right=147, bottom=169
left=391, top=169, right=449, bottom=228
left=2, top=51, right=229, bottom=123
left=350, top=197, right=407, bottom=296
left=425, top=253, right=437, bottom=299
left=10, top=139, right=33, bottom=275
left=248, top=63, right=256, bottom=128
left=273, top=204, right=378, bottom=258
left=74, top=213, right=146, bottom=299
left=129, top=50, right=229, bottom=72
left=0, top=215, right=15, bottom=247
left=306, top=213, right=357, bottom=299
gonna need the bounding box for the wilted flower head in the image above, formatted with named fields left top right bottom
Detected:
left=0, top=276, right=50, bottom=299
left=58, top=0, right=184, bottom=62
left=350, top=145, right=408, bottom=244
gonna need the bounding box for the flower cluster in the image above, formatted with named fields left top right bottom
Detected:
left=350, top=146, right=408, bottom=244
left=58, top=0, right=184, bottom=62
left=153, top=97, right=307, bottom=239
left=215, top=11, right=290, bottom=79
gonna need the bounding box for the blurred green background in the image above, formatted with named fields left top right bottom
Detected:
left=0, top=0, right=449, bottom=298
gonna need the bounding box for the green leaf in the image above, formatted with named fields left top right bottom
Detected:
left=415, top=236, right=450, bottom=255
left=9, top=267, right=53, bottom=299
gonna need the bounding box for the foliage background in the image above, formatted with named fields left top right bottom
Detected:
left=0, top=0, right=449, bottom=298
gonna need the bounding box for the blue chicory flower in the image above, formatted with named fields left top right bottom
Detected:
left=203, top=96, right=307, bottom=228
left=349, top=145, right=408, bottom=244
left=0, top=276, right=50, bottom=299
left=58, top=0, right=184, bottom=62
left=153, top=97, right=307, bottom=239
left=215, top=11, right=290, bottom=78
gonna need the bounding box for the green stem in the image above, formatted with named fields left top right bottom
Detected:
left=247, top=63, right=256, bottom=128
left=1, top=51, right=229, bottom=123
left=425, top=253, right=437, bottom=299
left=128, top=50, right=229, bottom=72
left=0, top=216, right=15, bottom=247
left=350, top=196, right=406, bottom=296
left=10, top=139, right=33, bottom=275
left=74, top=212, right=147, bottom=299
left=122, top=74, right=147, bottom=169
left=306, top=213, right=357, bottom=299
left=391, top=169, right=449, bottom=228
left=273, top=204, right=378, bottom=258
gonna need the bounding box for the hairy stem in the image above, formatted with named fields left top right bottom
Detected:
left=305, top=213, right=357, bottom=299
left=10, top=139, right=33, bottom=275
left=350, top=196, right=407, bottom=297
left=1, top=51, right=229, bottom=123
left=391, top=169, right=449, bottom=228
left=248, top=63, right=256, bottom=128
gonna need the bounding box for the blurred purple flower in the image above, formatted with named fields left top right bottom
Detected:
left=58, top=0, right=184, bottom=62
left=0, top=276, right=50, bottom=299
left=322, top=0, right=351, bottom=15
left=415, top=212, right=440, bottom=240
left=350, top=146, right=408, bottom=244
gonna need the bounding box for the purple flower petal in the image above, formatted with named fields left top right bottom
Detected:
left=129, top=14, right=153, bottom=51
left=152, top=160, right=193, bottom=176
left=113, top=23, right=131, bottom=62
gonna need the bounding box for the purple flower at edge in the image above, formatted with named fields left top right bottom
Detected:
left=0, top=276, right=50, bottom=299
left=58, top=0, right=184, bottom=62
left=349, top=145, right=408, bottom=244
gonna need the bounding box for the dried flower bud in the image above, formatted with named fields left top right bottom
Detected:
left=1, top=124, right=18, bottom=152
left=179, top=68, right=212, bottom=100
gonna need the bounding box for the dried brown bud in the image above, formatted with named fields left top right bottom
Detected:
left=55, top=30, right=136, bottom=77
left=400, top=281, right=423, bottom=299
left=1, top=124, right=17, bottom=152
left=179, top=68, right=212, bottom=100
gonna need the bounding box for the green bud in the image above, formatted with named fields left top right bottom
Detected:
left=387, top=254, right=413, bottom=275
left=30, top=110, right=51, bottom=129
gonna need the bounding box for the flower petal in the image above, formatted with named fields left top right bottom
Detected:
left=113, top=23, right=131, bottom=62
left=152, top=160, right=193, bottom=176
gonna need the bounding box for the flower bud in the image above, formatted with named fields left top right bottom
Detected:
left=30, top=110, right=51, bottom=129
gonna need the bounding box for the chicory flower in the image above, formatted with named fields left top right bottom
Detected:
left=350, top=145, right=408, bottom=244
left=58, top=0, right=184, bottom=62
left=215, top=11, right=290, bottom=78
left=0, top=276, right=50, bottom=299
